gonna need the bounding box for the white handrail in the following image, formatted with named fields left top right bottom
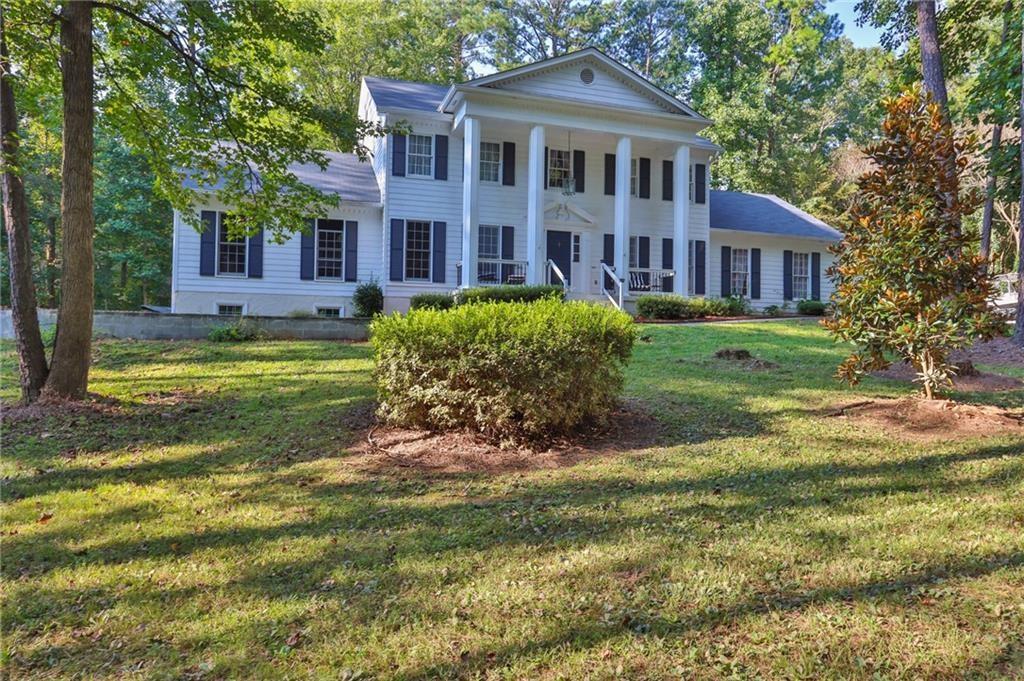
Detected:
left=601, top=262, right=624, bottom=310
left=546, top=259, right=569, bottom=292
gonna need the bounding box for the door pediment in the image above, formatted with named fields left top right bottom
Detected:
left=544, top=201, right=595, bottom=227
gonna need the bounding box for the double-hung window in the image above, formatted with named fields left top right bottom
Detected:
left=480, top=142, right=501, bottom=183
left=730, top=248, right=749, bottom=297
left=407, top=134, right=434, bottom=177
left=316, top=221, right=345, bottom=280
left=217, top=214, right=247, bottom=276
left=405, top=220, right=432, bottom=281
left=630, top=158, right=638, bottom=196
left=548, top=149, right=570, bottom=188
left=628, top=236, right=639, bottom=269
left=477, top=224, right=501, bottom=283
left=792, top=252, right=810, bottom=299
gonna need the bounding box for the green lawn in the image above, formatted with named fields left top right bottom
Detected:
left=3, top=321, right=1022, bottom=679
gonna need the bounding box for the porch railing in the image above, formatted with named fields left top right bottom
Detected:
left=601, top=262, right=624, bottom=310
left=628, top=268, right=675, bottom=293
left=546, top=259, right=569, bottom=292
left=456, top=259, right=529, bottom=286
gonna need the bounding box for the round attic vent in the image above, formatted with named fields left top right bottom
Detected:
left=579, top=67, right=595, bottom=85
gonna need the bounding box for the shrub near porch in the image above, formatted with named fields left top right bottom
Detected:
left=371, top=299, right=636, bottom=441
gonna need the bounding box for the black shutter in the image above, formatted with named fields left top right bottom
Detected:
left=602, top=233, right=614, bottom=289
left=783, top=250, right=793, bottom=300
left=695, top=163, right=706, bottom=204
left=247, top=227, right=263, bottom=278
left=638, top=236, right=650, bottom=268
left=661, top=238, right=673, bottom=292
left=811, top=252, right=821, bottom=300
left=543, top=146, right=549, bottom=189
left=573, top=149, right=585, bottom=193
left=389, top=219, right=404, bottom=281
left=750, top=248, right=761, bottom=299
left=434, top=134, right=448, bottom=180
left=502, top=142, right=516, bottom=186
left=604, top=153, right=615, bottom=195
left=392, top=134, right=406, bottom=177
left=501, top=225, right=514, bottom=260
left=432, top=221, right=446, bottom=283
left=662, top=160, right=673, bottom=201
left=344, top=221, right=358, bottom=282
left=720, top=245, right=731, bottom=296
left=300, top=220, right=315, bottom=280
left=199, top=210, right=217, bottom=276
left=694, top=240, right=706, bottom=294
left=639, top=157, right=651, bottom=199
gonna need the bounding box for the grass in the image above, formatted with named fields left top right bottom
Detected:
left=2, top=321, right=1023, bottom=679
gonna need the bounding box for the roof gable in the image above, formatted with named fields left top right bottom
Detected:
left=710, top=191, right=842, bottom=242
left=461, top=48, right=706, bottom=120
left=363, top=77, right=448, bottom=113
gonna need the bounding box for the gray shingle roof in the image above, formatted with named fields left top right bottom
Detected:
left=710, top=191, right=842, bottom=241
left=363, top=77, right=449, bottom=112
left=183, top=150, right=380, bottom=204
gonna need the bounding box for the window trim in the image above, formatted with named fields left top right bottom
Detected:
left=403, top=218, right=433, bottom=282
left=630, top=158, right=638, bottom=197
left=215, top=212, right=248, bottom=278
left=730, top=247, right=750, bottom=298
left=479, top=140, right=502, bottom=184
left=216, top=302, right=246, bottom=316
left=406, top=133, right=435, bottom=178
left=792, top=251, right=810, bottom=300
left=314, top=219, right=346, bottom=282
left=316, top=306, right=342, bottom=318
left=547, top=147, right=571, bottom=189
left=628, top=235, right=638, bottom=269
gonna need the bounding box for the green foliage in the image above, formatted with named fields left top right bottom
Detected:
left=825, top=88, right=1005, bottom=399
left=456, top=284, right=564, bottom=305
left=409, top=292, right=455, bottom=311
left=287, top=309, right=314, bottom=318
left=635, top=295, right=750, bottom=320
left=352, top=281, right=384, bottom=318
left=763, top=304, right=783, bottom=317
left=796, top=300, right=826, bottom=316
left=371, top=299, right=637, bottom=441
left=207, top=318, right=268, bottom=343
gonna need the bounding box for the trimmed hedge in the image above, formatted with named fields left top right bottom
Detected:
left=456, top=284, right=564, bottom=305
left=372, top=299, right=636, bottom=441
left=797, top=299, right=826, bottom=315
left=635, top=294, right=749, bottom=320
left=410, top=292, right=455, bottom=310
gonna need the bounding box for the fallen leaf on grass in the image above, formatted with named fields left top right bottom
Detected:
left=37, top=512, right=54, bottom=524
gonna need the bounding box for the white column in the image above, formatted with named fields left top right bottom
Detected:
left=673, top=144, right=690, bottom=296
left=526, top=125, right=545, bottom=285
left=614, top=136, right=632, bottom=284
left=461, top=117, right=480, bottom=288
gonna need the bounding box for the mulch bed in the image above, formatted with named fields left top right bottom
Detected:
left=827, top=397, right=1024, bottom=443
left=349, top=400, right=661, bottom=476
left=871, top=361, right=1022, bottom=392
left=953, top=338, right=1024, bottom=369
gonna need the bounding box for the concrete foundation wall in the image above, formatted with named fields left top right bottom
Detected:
left=1, top=310, right=369, bottom=341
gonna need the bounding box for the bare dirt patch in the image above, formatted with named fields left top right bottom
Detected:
left=349, top=400, right=661, bottom=476
left=954, top=337, right=1024, bottom=369
left=713, top=347, right=779, bottom=371
left=827, top=398, right=1024, bottom=443
left=870, top=361, right=1022, bottom=392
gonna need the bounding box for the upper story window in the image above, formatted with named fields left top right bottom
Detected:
left=316, top=221, right=345, bottom=280
left=405, top=219, right=432, bottom=281
left=407, top=134, right=434, bottom=177
left=480, top=142, right=501, bottom=183
left=217, top=215, right=247, bottom=276
left=630, top=158, right=638, bottom=196
left=731, top=247, right=749, bottom=297
left=548, top=149, right=570, bottom=188
left=792, top=252, right=810, bottom=299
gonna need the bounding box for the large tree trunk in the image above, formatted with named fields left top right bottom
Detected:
left=1015, top=20, right=1024, bottom=346
left=1, top=3, right=49, bottom=402
left=43, top=1, right=94, bottom=400
left=916, top=0, right=949, bottom=114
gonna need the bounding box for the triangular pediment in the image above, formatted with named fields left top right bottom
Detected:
left=544, top=201, right=595, bottom=225
left=462, top=48, right=705, bottom=120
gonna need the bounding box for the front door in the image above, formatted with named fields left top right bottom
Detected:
left=546, top=230, right=572, bottom=287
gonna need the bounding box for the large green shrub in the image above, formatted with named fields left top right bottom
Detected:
left=796, top=299, right=826, bottom=316
left=635, top=295, right=750, bottom=320
left=372, top=299, right=636, bottom=441
left=456, top=284, right=564, bottom=305
left=409, top=292, right=455, bottom=310
left=352, top=281, right=384, bottom=317
left=208, top=318, right=267, bottom=342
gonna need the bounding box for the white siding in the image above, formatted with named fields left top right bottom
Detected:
left=708, top=229, right=836, bottom=309
left=171, top=198, right=383, bottom=316
left=493, top=62, right=675, bottom=115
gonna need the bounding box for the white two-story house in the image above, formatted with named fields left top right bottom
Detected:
left=171, top=48, right=840, bottom=316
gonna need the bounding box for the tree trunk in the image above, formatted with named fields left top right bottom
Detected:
left=981, top=2, right=1014, bottom=273
left=1015, top=19, right=1024, bottom=346
left=916, top=0, right=949, bottom=115
left=1, top=4, right=49, bottom=403
left=46, top=214, right=57, bottom=305
left=43, top=1, right=94, bottom=400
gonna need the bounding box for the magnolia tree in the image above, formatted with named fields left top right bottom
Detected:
left=825, top=88, right=1004, bottom=399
